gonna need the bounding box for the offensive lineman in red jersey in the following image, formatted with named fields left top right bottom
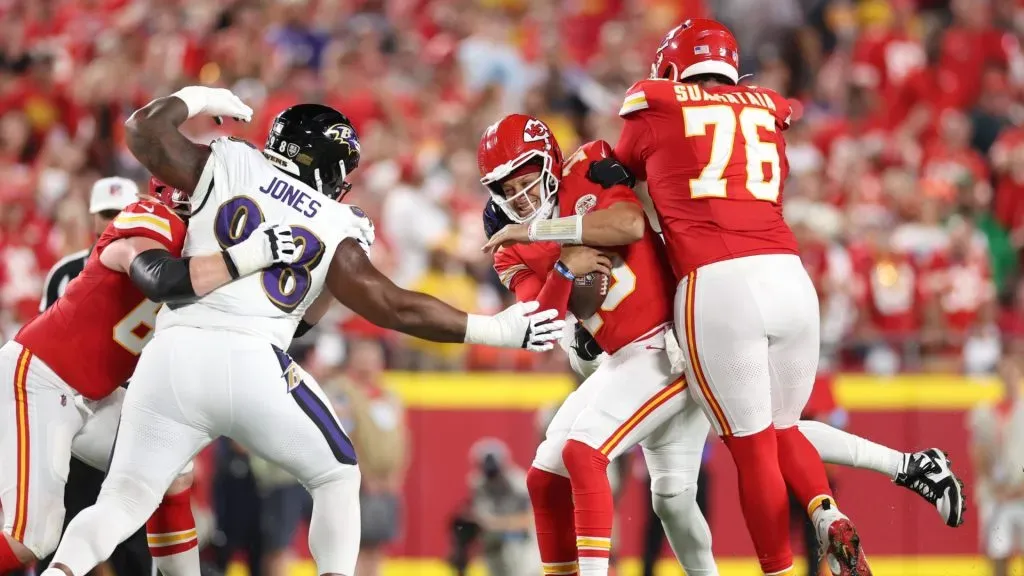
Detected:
left=480, top=114, right=716, bottom=576
left=0, top=179, right=296, bottom=574
left=613, top=20, right=867, bottom=576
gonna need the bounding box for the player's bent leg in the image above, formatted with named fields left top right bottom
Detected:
left=529, top=371, right=608, bottom=576
left=563, top=331, right=687, bottom=576
left=675, top=268, right=793, bottom=575
left=762, top=256, right=870, bottom=576
left=227, top=345, right=361, bottom=576
left=796, top=420, right=967, bottom=527
left=641, top=398, right=716, bottom=576
left=43, top=331, right=215, bottom=576
left=0, top=342, right=87, bottom=570
left=71, top=387, right=202, bottom=576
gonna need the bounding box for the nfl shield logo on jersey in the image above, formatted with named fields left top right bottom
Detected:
left=575, top=194, right=597, bottom=215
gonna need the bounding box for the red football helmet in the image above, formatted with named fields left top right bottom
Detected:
left=477, top=114, right=563, bottom=224
left=652, top=19, right=740, bottom=84
left=149, top=177, right=190, bottom=216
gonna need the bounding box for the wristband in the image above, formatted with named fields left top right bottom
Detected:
left=464, top=314, right=497, bottom=345
left=294, top=319, right=316, bottom=338
left=169, top=87, right=208, bottom=119
left=222, top=251, right=240, bottom=279
left=553, top=261, right=575, bottom=281
left=528, top=215, right=583, bottom=244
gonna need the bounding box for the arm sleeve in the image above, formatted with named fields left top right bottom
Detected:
left=496, top=255, right=573, bottom=321
left=614, top=116, right=653, bottom=182
left=595, top=184, right=642, bottom=209
left=127, top=249, right=195, bottom=303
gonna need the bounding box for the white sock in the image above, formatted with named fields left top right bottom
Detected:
left=578, top=556, right=609, bottom=576
left=797, top=420, right=903, bottom=479
left=152, top=545, right=200, bottom=576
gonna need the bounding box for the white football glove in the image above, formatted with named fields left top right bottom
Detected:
left=224, top=223, right=297, bottom=278
left=170, top=86, right=253, bottom=123
left=464, top=301, right=565, bottom=351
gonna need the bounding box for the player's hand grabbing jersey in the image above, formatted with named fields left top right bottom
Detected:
left=16, top=201, right=186, bottom=400
left=494, top=140, right=675, bottom=355
left=158, top=136, right=371, bottom=349
left=615, top=79, right=799, bottom=279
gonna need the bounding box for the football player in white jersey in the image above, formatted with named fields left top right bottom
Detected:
left=41, top=87, right=567, bottom=576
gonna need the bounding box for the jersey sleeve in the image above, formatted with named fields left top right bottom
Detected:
left=109, top=202, right=187, bottom=255
left=753, top=87, right=796, bottom=130
left=494, top=247, right=534, bottom=294
left=615, top=83, right=658, bottom=181
left=191, top=136, right=259, bottom=216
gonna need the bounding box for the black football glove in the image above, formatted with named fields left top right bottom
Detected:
left=571, top=322, right=604, bottom=361
left=483, top=199, right=514, bottom=239
left=586, top=158, right=636, bottom=189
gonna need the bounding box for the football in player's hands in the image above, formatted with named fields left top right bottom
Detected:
left=569, top=272, right=608, bottom=319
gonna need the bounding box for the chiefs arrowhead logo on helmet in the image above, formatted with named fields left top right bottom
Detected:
left=523, top=119, right=551, bottom=150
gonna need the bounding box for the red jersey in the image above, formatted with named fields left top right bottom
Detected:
left=615, top=80, right=798, bottom=280
left=16, top=201, right=187, bottom=400
left=493, top=141, right=675, bottom=354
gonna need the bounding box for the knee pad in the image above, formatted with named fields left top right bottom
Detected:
left=650, top=472, right=697, bottom=500
left=99, top=472, right=165, bottom=515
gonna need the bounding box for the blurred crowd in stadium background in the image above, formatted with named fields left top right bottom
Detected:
left=2, top=0, right=1024, bottom=573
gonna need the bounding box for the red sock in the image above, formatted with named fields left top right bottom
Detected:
left=561, top=440, right=613, bottom=565
left=777, top=427, right=834, bottom=514
left=526, top=466, right=579, bottom=575
left=146, top=488, right=198, bottom=559
left=0, top=536, right=26, bottom=573
left=722, top=427, right=793, bottom=574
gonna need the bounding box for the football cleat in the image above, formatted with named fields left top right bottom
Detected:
left=894, top=448, right=966, bottom=528
left=814, top=499, right=872, bottom=576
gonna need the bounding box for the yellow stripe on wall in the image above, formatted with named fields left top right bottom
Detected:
left=383, top=371, right=1004, bottom=411
left=225, top=556, right=1021, bottom=576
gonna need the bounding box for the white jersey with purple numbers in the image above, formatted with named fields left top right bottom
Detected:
left=155, top=136, right=368, bottom=349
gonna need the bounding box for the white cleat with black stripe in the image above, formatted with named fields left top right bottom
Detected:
left=894, top=448, right=966, bottom=527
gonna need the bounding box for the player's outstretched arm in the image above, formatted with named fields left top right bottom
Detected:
left=482, top=202, right=645, bottom=253
left=327, top=239, right=564, bottom=349
left=126, top=87, right=252, bottom=193
left=100, top=225, right=296, bottom=302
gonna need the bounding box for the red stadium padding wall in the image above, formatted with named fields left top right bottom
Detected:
left=223, top=373, right=998, bottom=562
left=396, top=408, right=973, bottom=558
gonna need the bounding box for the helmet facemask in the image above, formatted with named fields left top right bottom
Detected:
left=480, top=149, right=559, bottom=224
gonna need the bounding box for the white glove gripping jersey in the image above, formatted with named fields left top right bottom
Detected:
left=156, top=137, right=371, bottom=348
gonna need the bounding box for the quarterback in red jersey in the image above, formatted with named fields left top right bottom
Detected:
left=481, top=114, right=716, bottom=576
left=613, top=19, right=865, bottom=576
left=0, top=178, right=296, bottom=573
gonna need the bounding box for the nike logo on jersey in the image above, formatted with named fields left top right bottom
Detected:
left=259, top=176, right=321, bottom=218
left=140, top=204, right=155, bottom=213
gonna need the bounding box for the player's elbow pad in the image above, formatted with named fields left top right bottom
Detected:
left=128, top=249, right=196, bottom=303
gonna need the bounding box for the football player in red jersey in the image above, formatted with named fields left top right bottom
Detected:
left=612, top=19, right=904, bottom=576
left=0, top=178, right=296, bottom=575
left=480, top=114, right=716, bottom=576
